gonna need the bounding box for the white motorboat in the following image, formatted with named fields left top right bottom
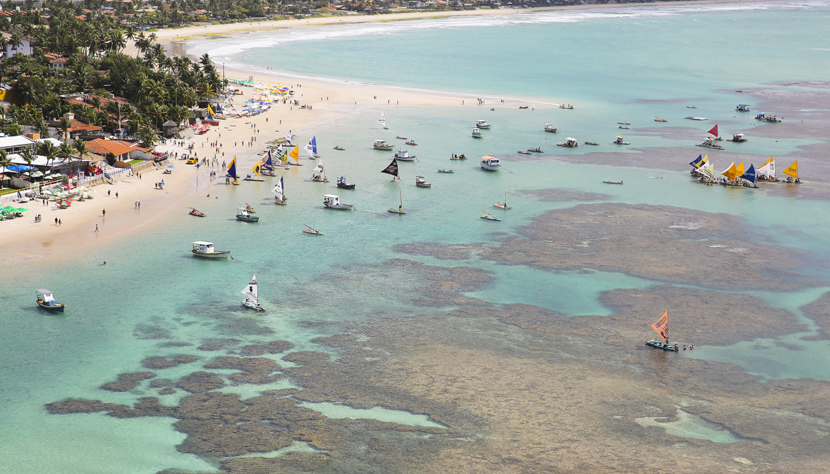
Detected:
left=323, top=194, right=354, bottom=210
left=415, top=176, right=431, bottom=188
left=544, top=124, right=557, bottom=133
left=373, top=139, right=394, bottom=151
left=192, top=241, right=230, bottom=259
left=480, top=156, right=501, bottom=171
left=472, top=128, right=483, bottom=139
left=394, top=149, right=415, bottom=161
left=557, top=137, right=579, bottom=148
left=476, top=119, right=491, bottom=129
left=613, top=136, right=630, bottom=145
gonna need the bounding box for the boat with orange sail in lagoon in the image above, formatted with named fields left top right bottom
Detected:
left=645, top=310, right=678, bottom=351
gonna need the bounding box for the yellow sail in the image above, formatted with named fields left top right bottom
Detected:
left=252, top=159, right=261, bottom=177
left=721, top=162, right=737, bottom=181
left=651, top=310, right=669, bottom=343
left=289, top=145, right=299, bottom=164
left=736, top=161, right=744, bottom=178
left=700, top=155, right=709, bottom=168
left=782, top=160, right=798, bottom=179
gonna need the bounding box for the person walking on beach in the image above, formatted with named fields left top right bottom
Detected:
left=95, top=224, right=98, bottom=233
left=55, top=217, right=58, bottom=225
left=103, top=209, right=106, bottom=217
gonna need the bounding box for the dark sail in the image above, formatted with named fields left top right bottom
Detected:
left=381, top=158, right=399, bottom=177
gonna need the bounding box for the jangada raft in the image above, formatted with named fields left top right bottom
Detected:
left=645, top=310, right=678, bottom=352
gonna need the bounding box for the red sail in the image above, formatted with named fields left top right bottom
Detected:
left=651, top=310, right=669, bottom=343
left=708, top=124, right=719, bottom=137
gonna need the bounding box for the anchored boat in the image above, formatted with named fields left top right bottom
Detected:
left=241, top=273, right=264, bottom=311
left=192, top=241, right=230, bottom=259
left=645, top=310, right=678, bottom=352
left=36, top=289, right=65, bottom=312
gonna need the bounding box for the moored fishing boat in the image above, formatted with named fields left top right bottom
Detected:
left=494, top=186, right=511, bottom=210
left=450, top=153, right=467, bottom=160
left=557, top=137, right=579, bottom=148
left=476, top=119, right=491, bottom=129
left=729, top=133, right=748, bottom=142
left=480, top=156, right=501, bottom=171
left=438, top=169, right=454, bottom=173
left=528, top=147, right=543, bottom=153
left=394, top=149, right=415, bottom=161
left=188, top=207, right=206, bottom=217
left=333, top=145, right=345, bottom=151
left=472, top=128, right=483, bottom=139
left=756, top=157, right=778, bottom=181
left=236, top=207, right=260, bottom=222
left=544, top=124, right=557, bottom=133
left=684, top=116, right=708, bottom=121
left=192, top=241, right=230, bottom=259
left=311, top=159, right=329, bottom=182
left=241, top=273, right=264, bottom=311
left=613, top=136, right=629, bottom=145
left=736, top=104, right=751, bottom=112
left=405, top=140, right=418, bottom=146
left=415, top=176, right=431, bottom=188
left=336, top=176, right=356, bottom=189
left=323, top=194, right=354, bottom=210
left=603, top=179, right=624, bottom=185
left=645, top=310, right=678, bottom=352
left=584, top=141, right=599, bottom=146
left=654, top=117, right=668, bottom=122
left=755, top=112, right=782, bottom=123
left=373, top=139, right=394, bottom=151
left=696, top=137, right=724, bottom=150
left=518, top=150, right=531, bottom=155
left=480, top=212, right=501, bottom=221
left=302, top=224, right=324, bottom=235
left=36, top=289, right=65, bottom=312
left=388, top=185, right=407, bottom=214
left=781, top=160, right=800, bottom=183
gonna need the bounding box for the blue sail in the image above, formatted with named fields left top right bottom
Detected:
left=689, top=154, right=703, bottom=168
left=740, top=163, right=756, bottom=184
left=227, top=157, right=238, bottom=179
left=311, top=136, right=318, bottom=154
left=262, top=151, right=273, bottom=169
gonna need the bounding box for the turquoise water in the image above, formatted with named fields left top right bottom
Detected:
left=3, top=3, right=830, bottom=471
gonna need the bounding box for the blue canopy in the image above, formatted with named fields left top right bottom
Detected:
left=6, top=165, right=36, bottom=172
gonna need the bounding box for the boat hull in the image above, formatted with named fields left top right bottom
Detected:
left=324, top=204, right=354, bottom=210
left=241, top=300, right=264, bottom=311
left=236, top=216, right=259, bottom=222
left=192, top=250, right=230, bottom=259
left=37, top=301, right=65, bottom=312
left=645, top=339, right=678, bottom=351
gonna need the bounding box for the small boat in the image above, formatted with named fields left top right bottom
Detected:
left=236, top=208, right=260, bottom=222
left=613, top=136, right=629, bottom=145
left=36, top=289, right=65, bottom=312
left=333, top=145, right=345, bottom=151
left=584, top=141, right=599, bottom=146
left=756, top=112, right=782, bottom=123
left=729, top=133, right=748, bottom=143
left=528, top=147, right=543, bottom=153
left=654, top=117, right=668, bottom=122
left=311, top=159, right=329, bottom=182
left=518, top=150, right=531, bottom=155
left=438, top=169, right=454, bottom=173
left=323, top=194, right=354, bottom=210
left=394, top=149, right=415, bottom=162
left=272, top=177, right=287, bottom=205
left=686, top=105, right=697, bottom=109
left=243, top=174, right=264, bottom=182
left=189, top=208, right=206, bottom=217
left=696, top=138, right=724, bottom=150
left=378, top=113, right=388, bottom=130
left=645, top=310, right=679, bottom=352
left=494, top=186, right=511, bottom=210
left=192, top=241, right=230, bottom=259
left=396, top=135, right=407, bottom=140
left=736, top=104, right=751, bottom=112
left=602, top=179, right=624, bottom=185
left=405, top=140, right=418, bottom=146
left=388, top=185, right=407, bottom=214
left=241, top=273, right=264, bottom=312
left=450, top=153, right=467, bottom=160
left=481, top=212, right=501, bottom=221
left=472, top=128, right=483, bottom=139
left=302, top=224, right=324, bottom=235
left=560, top=104, right=574, bottom=109
left=476, top=119, right=491, bottom=129
left=544, top=124, right=557, bottom=133
left=756, top=157, right=778, bottom=182
left=557, top=137, right=579, bottom=148
left=336, top=176, right=356, bottom=189
left=519, top=106, right=529, bottom=109
left=244, top=204, right=256, bottom=213
left=618, top=126, right=630, bottom=130
left=415, top=176, right=431, bottom=188
left=480, top=156, right=501, bottom=171
left=684, top=116, right=708, bottom=121
left=781, top=160, right=800, bottom=183
left=617, top=121, right=630, bottom=125
left=373, top=139, right=394, bottom=151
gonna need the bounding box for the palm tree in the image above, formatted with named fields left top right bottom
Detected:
left=19, top=147, right=35, bottom=184
left=57, top=116, right=72, bottom=142
left=38, top=141, right=59, bottom=176
left=0, top=150, right=11, bottom=188
left=58, top=142, right=76, bottom=179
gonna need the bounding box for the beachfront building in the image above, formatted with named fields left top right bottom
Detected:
left=86, top=138, right=151, bottom=162
left=0, top=135, right=36, bottom=155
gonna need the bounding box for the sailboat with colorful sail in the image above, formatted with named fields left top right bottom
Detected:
left=756, top=157, right=777, bottom=181
left=304, top=137, right=319, bottom=159
left=378, top=113, right=388, bottom=130
left=645, top=310, right=678, bottom=351
left=381, top=157, right=401, bottom=182
left=226, top=156, right=239, bottom=185
left=244, top=159, right=265, bottom=181
left=261, top=150, right=275, bottom=176
left=241, top=273, right=264, bottom=311
left=272, top=176, right=286, bottom=205
left=286, top=145, right=302, bottom=166
left=782, top=160, right=800, bottom=183
left=740, top=163, right=758, bottom=188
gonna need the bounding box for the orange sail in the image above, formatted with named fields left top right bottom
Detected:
left=782, top=160, right=798, bottom=179
left=736, top=161, right=744, bottom=178
left=721, top=162, right=737, bottom=181
left=651, top=310, right=669, bottom=343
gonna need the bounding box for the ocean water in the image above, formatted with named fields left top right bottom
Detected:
left=3, top=2, right=830, bottom=471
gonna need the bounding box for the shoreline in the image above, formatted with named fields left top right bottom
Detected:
left=0, top=0, right=802, bottom=269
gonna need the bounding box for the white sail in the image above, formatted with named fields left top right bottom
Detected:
left=241, top=273, right=258, bottom=304
left=312, top=159, right=325, bottom=180
left=283, top=130, right=293, bottom=143
left=304, top=141, right=316, bottom=158
left=271, top=177, right=284, bottom=200
left=757, top=157, right=775, bottom=179
left=378, top=113, right=388, bottom=129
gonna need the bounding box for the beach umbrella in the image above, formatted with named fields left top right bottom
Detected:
left=57, top=200, right=71, bottom=207
left=167, top=165, right=175, bottom=169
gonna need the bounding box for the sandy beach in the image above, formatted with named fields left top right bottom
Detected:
left=0, top=0, right=784, bottom=268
